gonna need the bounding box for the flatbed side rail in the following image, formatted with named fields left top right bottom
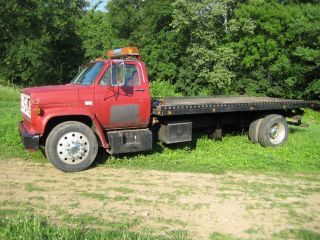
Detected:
left=151, top=98, right=320, bottom=116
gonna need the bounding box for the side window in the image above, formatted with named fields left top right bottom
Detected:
left=99, top=63, right=140, bottom=86
left=99, top=67, right=111, bottom=86
left=125, top=64, right=140, bottom=86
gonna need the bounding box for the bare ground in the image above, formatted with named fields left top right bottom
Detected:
left=0, top=159, right=320, bottom=239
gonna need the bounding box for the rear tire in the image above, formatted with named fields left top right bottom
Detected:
left=258, top=114, right=288, bottom=147
left=249, top=118, right=263, bottom=144
left=45, top=121, right=98, bottom=172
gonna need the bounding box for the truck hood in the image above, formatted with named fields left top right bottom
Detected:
left=22, top=84, right=80, bottom=105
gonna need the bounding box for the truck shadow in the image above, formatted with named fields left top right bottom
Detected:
left=93, top=141, right=193, bottom=167
left=93, top=128, right=249, bottom=168
left=288, top=125, right=308, bottom=134
left=93, top=141, right=166, bottom=167
left=93, top=124, right=308, bottom=168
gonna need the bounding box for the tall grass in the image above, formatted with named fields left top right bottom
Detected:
left=0, top=85, right=20, bottom=101
left=0, top=86, right=45, bottom=161
left=103, top=120, right=320, bottom=174
left=1, top=214, right=318, bottom=240
left=0, top=214, right=186, bottom=240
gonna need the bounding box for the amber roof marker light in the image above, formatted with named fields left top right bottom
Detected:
left=107, top=47, right=141, bottom=60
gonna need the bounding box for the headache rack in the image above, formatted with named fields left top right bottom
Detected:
left=151, top=96, right=320, bottom=116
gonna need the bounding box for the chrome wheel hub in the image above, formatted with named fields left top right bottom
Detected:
left=269, top=125, right=279, bottom=139
left=56, top=132, right=89, bottom=164
left=268, top=122, right=285, bottom=145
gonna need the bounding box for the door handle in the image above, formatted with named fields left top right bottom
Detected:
left=134, top=89, right=145, bottom=92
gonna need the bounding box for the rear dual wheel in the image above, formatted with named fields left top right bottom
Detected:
left=248, top=118, right=263, bottom=144
left=249, top=114, right=288, bottom=147
left=45, top=121, right=98, bottom=172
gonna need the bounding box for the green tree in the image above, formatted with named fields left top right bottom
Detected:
left=230, top=0, right=320, bottom=99
left=172, top=0, right=237, bottom=95
left=0, top=0, right=86, bottom=86
left=133, top=0, right=184, bottom=82
left=81, top=0, right=183, bottom=82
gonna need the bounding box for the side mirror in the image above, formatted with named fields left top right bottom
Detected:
left=111, top=61, right=125, bottom=86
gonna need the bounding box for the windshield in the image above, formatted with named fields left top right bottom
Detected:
left=71, top=62, right=105, bottom=85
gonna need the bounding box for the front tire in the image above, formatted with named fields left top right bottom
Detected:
left=258, top=114, right=288, bottom=147
left=45, top=121, right=98, bottom=172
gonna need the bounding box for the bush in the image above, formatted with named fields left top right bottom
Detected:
left=150, top=80, right=181, bottom=98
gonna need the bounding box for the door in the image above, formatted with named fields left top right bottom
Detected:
left=95, top=61, right=151, bottom=129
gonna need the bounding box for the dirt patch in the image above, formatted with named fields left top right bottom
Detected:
left=0, top=159, right=320, bottom=239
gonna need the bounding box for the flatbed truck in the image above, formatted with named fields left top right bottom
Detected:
left=18, top=47, right=320, bottom=172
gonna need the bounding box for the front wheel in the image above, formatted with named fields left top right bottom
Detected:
left=258, top=114, right=288, bottom=147
left=45, top=121, right=98, bottom=172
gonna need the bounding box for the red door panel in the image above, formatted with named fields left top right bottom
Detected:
left=94, top=61, right=151, bottom=130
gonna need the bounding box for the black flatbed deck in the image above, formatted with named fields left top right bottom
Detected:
left=151, top=96, right=319, bottom=116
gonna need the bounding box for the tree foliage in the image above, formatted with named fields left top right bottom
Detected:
left=0, top=0, right=86, bottom=86
left=230, top=1, right=320, bottom=99
left=0, top=0, right=319, bottom=99
left=171, top=0, right=238, bottom=95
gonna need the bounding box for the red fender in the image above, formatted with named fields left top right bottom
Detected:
left=37, top=107, right=109, bottom=149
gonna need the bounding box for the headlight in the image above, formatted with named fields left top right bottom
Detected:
left=21, top=93, right=31, bottom=118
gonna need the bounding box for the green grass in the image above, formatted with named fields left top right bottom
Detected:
left=0, top=209, right=189, bottom=239
left=220, top=180, right=319, bottom=198
left=210, top=232, right=239, bottom=240
left=274, top=229, right=320, bottom=240
left=1, top=85, right=320, bottom=174
left=28, top=196, right=45, bottom=201
left=79, top=191, right=131, bottom=202
left=210, top=230, right=320, bottom=240
left=102, top=122, right=320, bottom=174
left=111, top=187, right=135, bottom=194
left=25, top=183, right=47, bottom=192
left=0, top=85, right=21, bottom=101
left=0, top=100, right=46, bottom=162
left=0, top=214, right=188, bottom=240
left=102, top=112, right=320, bottom=174
left=113, top=195, right=130, bottom=202
left=134, top=198, right=153, bottom=205
left=79, top=191, right=108, bottom=201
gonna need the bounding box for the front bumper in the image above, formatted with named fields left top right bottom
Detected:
left=18, top=122, right=40, bottom=150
